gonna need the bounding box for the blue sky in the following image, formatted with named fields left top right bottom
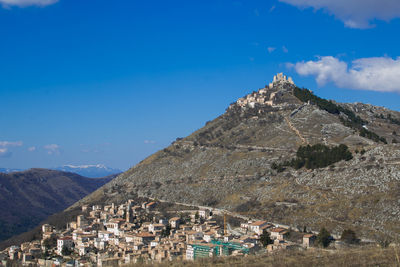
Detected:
left=1, top=0, right=400, bottom=170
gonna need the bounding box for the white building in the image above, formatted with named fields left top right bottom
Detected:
left=248, top=221, right=272, bottom=235
left=169, top=217, right=180, bottom=229
left=270, top=228, right=289, bottom=240
left=148, top=223, right=165, bottom=233
left=185, top=245, right=194, bottom=260
left=42, top=224, right=53, bottom=233
left=198, top=209, right=211, bottom=219
left=98, top=231, right=113, bottom=241
left=57, top=237, right=73, bottom=255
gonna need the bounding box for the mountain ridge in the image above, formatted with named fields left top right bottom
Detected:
left=53, top=164, right=122, bottom=178
left=0, top=168, right=115, bottom=242
left=0, top=164, right=122, bottom=178
left=68, top=74, right=400, bottom=242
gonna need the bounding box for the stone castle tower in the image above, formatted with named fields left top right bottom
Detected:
left=268, top=73, right=294, bottom=89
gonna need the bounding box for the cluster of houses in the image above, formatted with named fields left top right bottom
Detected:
left=236, top=73, right=295, bottom=108
left=0, top=199, right=317, bottom=266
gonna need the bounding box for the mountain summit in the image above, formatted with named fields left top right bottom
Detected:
left=234, top=72, right=296, bottom=109
left=72, top=74, right=400, bottom=241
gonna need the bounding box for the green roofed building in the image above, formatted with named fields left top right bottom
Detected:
left=186, top=240, right=249, bottom=260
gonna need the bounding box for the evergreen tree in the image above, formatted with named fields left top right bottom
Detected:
left=61, top=246, right=72, bottom=256
left=161, top=224, right=171, bottom=237
left=259, top=230, right=273, bottom=247
left=316, top=228, right=331, bottom=248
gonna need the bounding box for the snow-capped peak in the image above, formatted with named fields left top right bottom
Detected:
left=54, top=164, right=121, bottom=178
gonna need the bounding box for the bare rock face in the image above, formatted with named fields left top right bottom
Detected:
left=73, top=74, right=400, bottom=241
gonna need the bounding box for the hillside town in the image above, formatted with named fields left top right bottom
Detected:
left=235, top=73, right=295, bottom=108
left=0, top=199, right=318, bottom=266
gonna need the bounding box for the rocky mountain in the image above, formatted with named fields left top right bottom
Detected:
left=53, top=164, right=121, bottom=178
left=0, top=169, right=114, bottom=242
left=71, top=73, right=400, bottom=242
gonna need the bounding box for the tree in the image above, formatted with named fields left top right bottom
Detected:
left=42, top=238, right=56, bottom=251
left=316, top=228, right=331, bottom=248
left=161, top=224, right=171, bottom=237
left=61, top=246, right=72, bottom=256
left=259, top=230, right=273, bottom=247
left=341, top=229, right=359, bottom=244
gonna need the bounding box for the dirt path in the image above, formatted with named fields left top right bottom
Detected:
left=285, top=117, right=308, bottom=144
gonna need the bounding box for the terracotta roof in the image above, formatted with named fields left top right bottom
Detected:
left=109, top=218, right=125, bottom=223
left=260, top=224, right=273, bottom=230
left=151, top=224, right=165, bottom=227
left=303, top=234, right=316, bottom=238
left=169, top=217, right=180, bottom=221
left=186, top=230, right=202, bottom=235
left=136, top=232, right=155, bottom=238
left=270, top=227, right=287, bottom=233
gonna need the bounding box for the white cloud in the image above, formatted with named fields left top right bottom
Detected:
left=279, top=0, right=400, bottom=29
left=0, top=0, right=58, bottom=8
left=0, top=148, right=12, bottom=158
left=291, top=56, right=400, bottom=93
left=0, top=141, right=22, bottom=158
left=28, top=146, right=36, bottom=152
left=267, top=47, right=276, bottom=53
left=0, top=141, right=23, bottom=147
left=144, top=140, right=156, bottom=144
left=44, top=144, right=60, bottom=155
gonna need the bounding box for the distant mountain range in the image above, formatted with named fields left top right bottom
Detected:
left=0, top=168, right=23, bottom=173
left=0, top=168, right=115, bottom=243
left=0, top=164, right=121, bottom=178
left=53, top=164, right=122, bottom=178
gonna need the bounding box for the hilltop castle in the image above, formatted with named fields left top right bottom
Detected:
left=269, top=73, right=294, bottom=88
left=235, top=73, right=295, bottom=108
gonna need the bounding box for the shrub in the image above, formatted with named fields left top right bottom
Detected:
left=260, top=230, right=273, bottom=247
left=272, top=144, right=353, bottom=171
left=316, top=228, right=331, bottom=248
left=341, top=229, right=359, bottom=244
